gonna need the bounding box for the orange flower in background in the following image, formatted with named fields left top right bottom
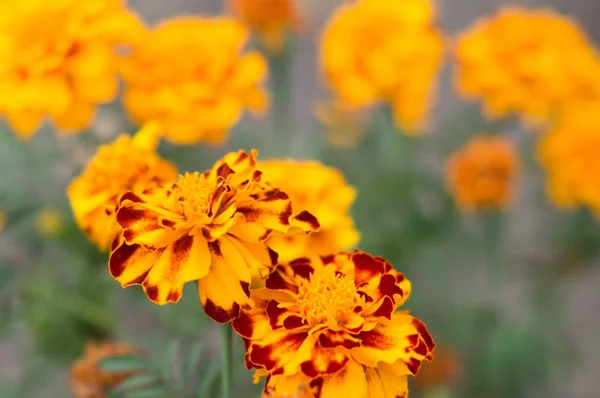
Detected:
left=120, top=17, right=269, bottom=145
left=0, top=0, right=144, bottom=138
left=454, top=7, right=600, bottom=123
left=109, top=150, right=320, bottom=323
left=68, top=123, right=177, bottom=251
left=413, top=345, right=461, bottom=391
left=227, top=0, right=303, bottom=53
left=447, top=135, right=519, bottom=211
left=320, top=0, right=443, bottom=134
left=538, top=101, right=600, bottom=213
left=313, top=101, right=372, bottom=148
left=258, top=160, right=360, bottom=264
left=70, top=341, right=141, bottom=398
left=233, top=251, right=435, bottom=398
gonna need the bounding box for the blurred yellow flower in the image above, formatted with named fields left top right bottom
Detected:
left=454, top=7, right=600, bottom=123
left=313, top=101, right=371, bottom=148
left=227, top=0, right=303, bottom=53
left=120, top=17, right=269, bottom=145
left=0, top=0, right=144, bottom=138
left=538, top=101, right=600, bottom=213
left=0, top=210, right=6, bottom=231
left=320, top=0, right=443, bottom=134
left=70, top=340, right=141, bottom=398
left=37, top=208, right=63, bottom=236
left=67, top=123, right=177, bottom=251
left=109, top=150, right=320, bottom=323
left=258, top=160, right=360, bottom=264
left=447, top=135, right=519, bottom=211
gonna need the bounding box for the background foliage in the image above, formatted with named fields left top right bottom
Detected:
left=1, top=0, right=599, bottom=397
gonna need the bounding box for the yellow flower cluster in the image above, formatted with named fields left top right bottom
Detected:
left=320, top=0, right=443, bottom=134
left=120, top=18, right=269, bottom=145
left=0, top=0, right=143, bottom=138
left=447, top=135, right=520, bottom=211
left=538, top=102, right=600, bottom=213
left=227, top=0, right=302, bottom=53
left=454, top=7, right=600, bottom=123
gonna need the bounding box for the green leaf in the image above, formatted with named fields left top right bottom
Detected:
left=195, top=362, right=220, bottom=397
left=182, top=340, right=204, bottom=389
left=98, top=355, right=156, bottom=373
left=116, top=373, right=162, bottom=392
left=162, top=340, right=180, bottom=380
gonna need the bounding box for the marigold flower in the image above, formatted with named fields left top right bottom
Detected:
left=0, top=0, right=144, bottom=138
left=320, top=0, right=443, bottom=134
left=120, top=17, right=269, bottom=145
left=454, top=7, right=600, bottom=122
left=447, top=135, right=519, bottom=211
left=257, top=160, right=360, bottom=264
left=109, top=150, right=320, bottom=323
left=227, top=0, right=302, bottom=53
left=68, top=123, right=177, bottom=251
left=70, top=340, right=141, bottom=398
left=233, top=251, right=435, bottom=398
left=538, top=101, right=600, bottom=212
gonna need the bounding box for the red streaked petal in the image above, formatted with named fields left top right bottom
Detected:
left=319, top=330, right=361, bottom=350
left=109, top=241, right=159, bottom=287
left=300, top=344, right=349, bottom=378
left=248, top=329, right=311, bottom=375
left=233, top=288, right=293, bottom=340
left=362, top=295, right=395, bottom=321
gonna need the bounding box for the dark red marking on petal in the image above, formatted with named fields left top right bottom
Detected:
left=119, top=191, right=143, bottom=205
left=145, top=284, right=159, bottom=302
left=405, top=357, right=421, bottom=375
left=266, top=300, right=287, bottom=329
left=412, top=318, right=435, bottom=358
left=126, top=269, right=151, bottom=286
left=217, top=163, right=235, bottom=179
left=283, top=316, right=306, bottom=329
left=320, top=254, right=336, bottom=265
left=208, top=240, right=222, bottom=257
left=266, top=269, right=298, bottom=293
left=172, top=234, right=193, bottom=260
left=249, top=332, right=307, bottom=371
left=369, top=296, right=394, bottom=320
left=379, top=274, right=403, bottom=298
left=291, top=263, right=314, bottom=280
left=278, top=202, right=292, bottom=225
left=203, top=298, right=239, bottom=324
left=407, top=334, right=419, bottom=347
left=251, top=169, right=262, bottom=182
left=237, top=207, right=261, bottom=222
left=202, top=227, right=213, bottom=240
left=309, top=378, right=323, bottom=398
left=319, top=331, right=361, bottom=349
left=413, top=337, right=429, bottom=357
left=259, top=229, right=272, bottom=242
left=233, top=151, right=249, bottom=165
left=293, top=210, right=320, bottom=229
left=262, top=190, right=290, bottom=202
left=232, top=312, right=253, bottom=339
left=166, top=290, right=182, bottom=303
left=266, top=248, right=278, bottom=266
left=356, top=328, right=394, bottom=350
left=161, top=219, right=176, bottom=228
left=109, top=243, right=138, bottom=278
left=300, top=354, right=348, bottom=378
left=241, top=281, right=250, bottom=297
left=352, top=252, right=384, bottom=285
left=357, top=291, right=374, bottom=303
left=110, top=236, right=121, bottom=252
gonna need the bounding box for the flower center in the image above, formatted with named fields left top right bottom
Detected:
left=175, top=172, right=213, bottom=217
left=297, top=265, right=359, bottom=326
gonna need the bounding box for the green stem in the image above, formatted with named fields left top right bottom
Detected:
left=218, top=324, right=233, bottom=398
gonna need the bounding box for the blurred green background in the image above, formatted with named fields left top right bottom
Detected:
left=1, top=0, right=600, bottom=397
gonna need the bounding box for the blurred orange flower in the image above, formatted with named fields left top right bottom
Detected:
left=109, top=150, right=319, bottom=323
left=538, top=101, right=600, bottom=213
left=233, top=251, right=434, bottom=398
left=120, top=17, right=269, bottom=145
left=413, top=345, right=461, bottom=391
left=454, top=7, right=600, bottom=123
left=70, top=340, right=141, bottom=398
left=0, top=0, right=144, bottom=138
left=258, top=160, right=360, bottom=264
left=68, top=123, right=177, bottom=251
left=320, top=0, right=443, bottom=134
left=447, top=135, right=519, bottom=211
left=227, top=0, right=303, bottom=53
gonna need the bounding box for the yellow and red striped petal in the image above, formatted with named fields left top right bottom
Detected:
left=318, top=330, right=362, bottom=350
left=140, top=233, right=212, bottom=304
left=266, top=300, right=306, bottom=330
left=311, top=359, right=368, bottom=398
left=351, top=313, right=435, bottom=373
left=248, top=329, right=313, bottom=375
left=364, top=366, right=408, bottom=398
left=299, top=343, right=349, bottom=378
left=233, top=288, right=294, bottom=340
left=265, top=257, right=315, bottom=294
left=109, top=240, right=161, bottom=287
left=198, top=240, right=255, bottom=323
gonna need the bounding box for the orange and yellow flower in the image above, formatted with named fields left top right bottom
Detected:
left=109, top=150, right=320, bottom=323
left=320, top=0, right=443, bottom=134
left=454, top=7, right=600, bottom=123
left=538, top=101, right=600, bottom=213
left=0, top=0, right=144, bottom=138
left=447, top=135, right=519, bottom=211
left=68, top=123, right=177, bottom=251
left=257, top=160, right=360, bottom=264
left=227, top=0, right=302, bottom=53
left=70, top=340, right=141, bottom=398
left=120, top=17, right=269, bottom=145
left=233, top=251, right=435, bottom=398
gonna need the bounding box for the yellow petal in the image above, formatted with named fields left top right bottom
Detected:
left=317, top=359, right=368, bottom=398
left=364, top=366, right=408, bottom=398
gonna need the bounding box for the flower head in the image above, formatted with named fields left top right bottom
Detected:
left=109, top=150, right=320, bottom=323
left=120, top=17, right=269, bottom=145
left=538, top=101, right=600, bottom=213
left=233, top=251, right=435, bottom=398
left=68, top=123, right=177, bottom=251
left=0, top=0, right=144, bottom=138
left=70, top=340, right=141, bottom=398
left=447, top=135, right=519, bottom=211
left=454, top=7, right=600, bottom=122
left=320, top=0, right=443, bottom=134
left=228, top=0, right=303, bottom=53
left=258, top=160, right=359, bottom=263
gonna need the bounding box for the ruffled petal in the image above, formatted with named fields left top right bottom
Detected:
left=351, top=313, right=435, bottom=373
left=364, top=366, right=408, bottom=398
left=265, top=257, right=315, bottom=294
left=311, top=359, right=368, bottom=398
left=140, top=233, right=212, bottom=304
left=266, top=300, right=306, bottom=330
left=109, top=239, right=160, bottom=287
left=248, top=329, right=313, bottom=376
left=233, top=288, right=294, bottom=340
left=299, top=343, right=349, bottom=378
left=226, top=234, right=278, bottom=278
